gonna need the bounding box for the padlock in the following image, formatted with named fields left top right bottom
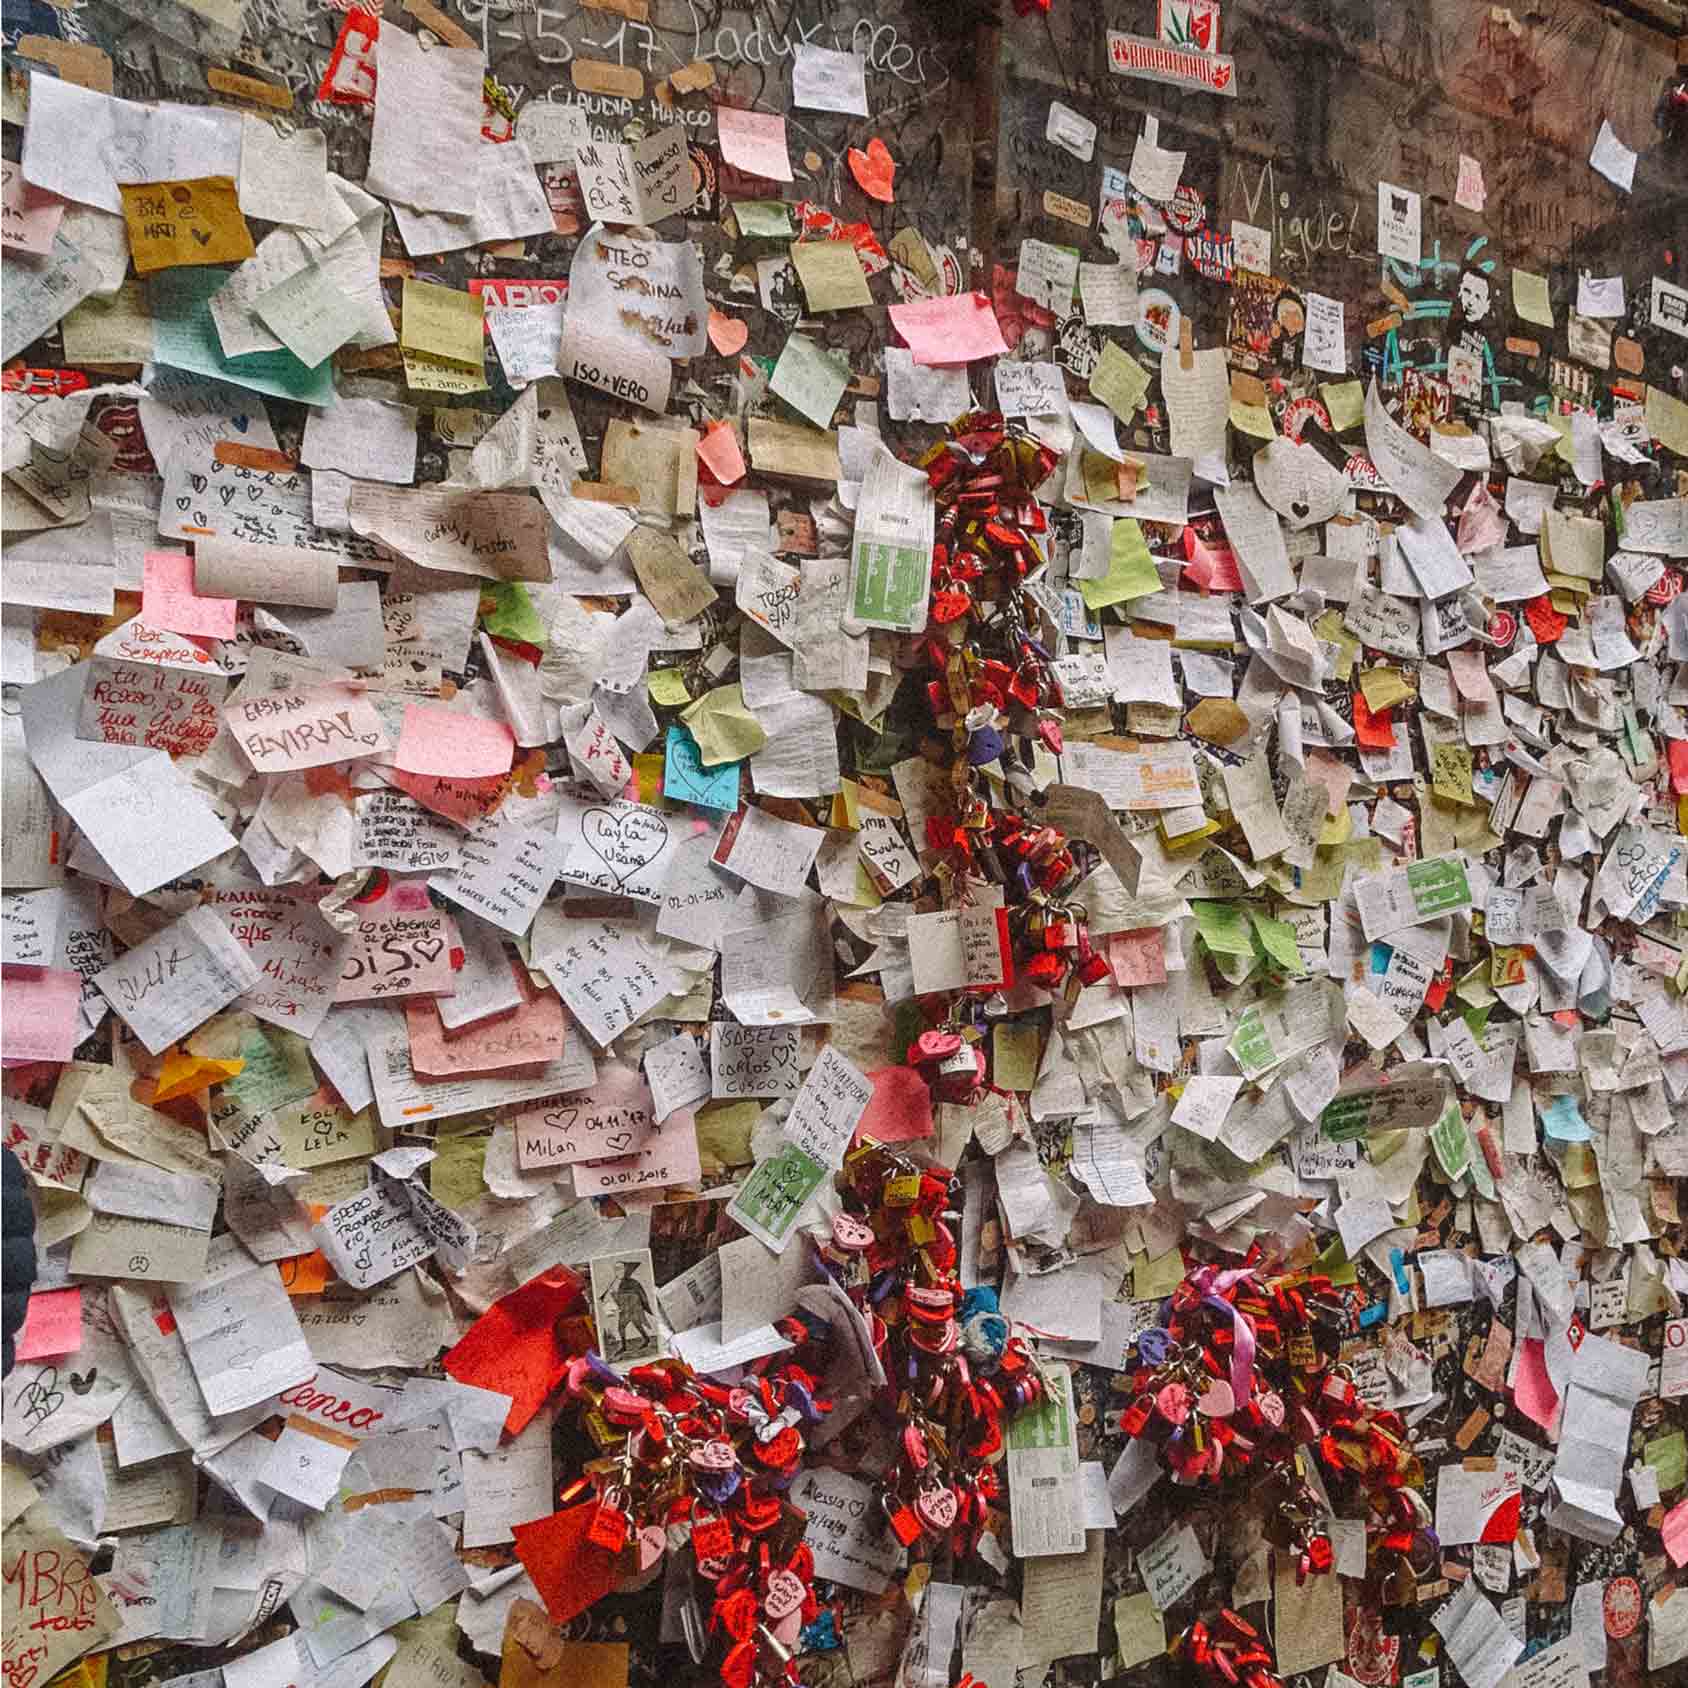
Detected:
left=691, top=1504, right=734, bottom=1561
left=884, top=1493, right=923, bottom=1546
left=587, top=1488, right=630, bottom=1553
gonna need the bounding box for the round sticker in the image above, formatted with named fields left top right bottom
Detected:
left=1134, top=288, right=1181, bottom=356
left=1487, top=609, right=1517, bottom=649
left=1604, top=1575, right=1642, bottom=1638
left=1281, top=396, right=1333, bottom=443
left=1164, top=183, right=1207, bottom=233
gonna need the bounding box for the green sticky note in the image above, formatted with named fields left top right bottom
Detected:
left=1407, top=855, right=1472, bottom=919
left=1133, top=1247, right=1186, bottom=1299
left=1079, top=517, right=1158, bottom=610
left=1192, top=899, right=1254, bottom=958
left=1430, top=1098, right=1471, bottom=1179
left=1250, top=910, right=1307, bottom=975
left=149, top=268, right=337, bottom=405
left=1645, top=1430, right=1686, bottom=1494
left=1089, top=337, right=1150, bottom=423
left=1227, top=1004, right=1277, bottom=1079
left=482, top=581, right=547, bottom=646
left=733, top=200, right=795, bottom=238
left=222, top=1027, right=317, bottom=1117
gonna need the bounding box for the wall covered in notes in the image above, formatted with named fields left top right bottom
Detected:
left=3, top=7, right=1688, bottom=1688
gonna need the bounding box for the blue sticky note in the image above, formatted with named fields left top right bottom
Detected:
left=1369, top=943, right=1392, bottom=976
left=148, top=269, right=337, bottom=405
left=1540, top=1093, right=1592, bottom=1142
left=663, top=725, right=740, bottom=811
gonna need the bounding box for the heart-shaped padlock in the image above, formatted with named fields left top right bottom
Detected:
left=915, top=1482, right=958, bottom=1533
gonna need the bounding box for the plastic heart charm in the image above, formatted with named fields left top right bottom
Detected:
left=1196, top=1379, right=1235, bottom=1417
left=831, top=1212, right=875, bottom=1251
left=847, top=136, right=896, bottom=203
left=689, top=1439, right=737, bottom=1472
left=636, top=1524, right=666, bottom=1570
left=764, top=1568, right=806, bottom=1620
left=915, top=1485, right=958, bottom=1531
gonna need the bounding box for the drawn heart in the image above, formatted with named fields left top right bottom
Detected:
left=846, top=1497, right=867, bottom=1521
left=581, top=806, right=671, bottom=890
left=603, top=1132, right=633, bottom=1152
left=190, top=226, right=212, bottom=245
left=847, top=137, right=896, bottom=204
left=219, top=486, right=236, bottom=506
left=764, top=1569, right=806, bottom=1621
left=412, top=939, right=444, bottom=965
left=708, top=308, right=749, bottom=357
left=68, top=1368, right=97, bottom=1395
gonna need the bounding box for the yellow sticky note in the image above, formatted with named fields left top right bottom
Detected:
left=1647, top=385, right=1688, bottom=457
left=1134, top=1246, right=1186, bottom=1298
left=788, top=239, right=873, bottom=312
left=1358, top=667, right=1414, bottom=712
left=1432, top=742, right=1474, bottom=805
left=992, top=1022, right=1040, bottom=1092
left=152, top=1048, right=243, bottom=1102
left=1079, top=517, right=1158, bottom=610
left=695, top=1099, right=760, bottom=1171
left=1229, top=397, right=1276, bottom=439
left=119, top=177, right=255, bottom=273
left=679, top=683, right=767, bottom=765
left=402, top=277, right=486, bottom=366
left=428, top=1131, right=489, bottom=1209
left=1320, top=380, right=1364, bottom=432
left=1512, top=268, right=1554, bottom=328
left=1089, top=338, right=1150, bottom=422
left=647, top=668, right=691, bottom=707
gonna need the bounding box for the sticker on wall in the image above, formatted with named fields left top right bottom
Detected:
left=1107, top=30, right=1237, bottom=95
left=1134, top=287, right=1182, bottom=356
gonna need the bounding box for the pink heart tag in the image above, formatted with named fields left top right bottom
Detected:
left=1196, top=1379, right=1235, bottom=1418
left=764, top=1568, right=806, bottom=1620
left=708, top=308, right=749, bottom=356
left=847, top=137, right=896, bottom=203
left=637, top=1525, right=666, bottom=1570
left=915, top=1485, right=958, bottom=1531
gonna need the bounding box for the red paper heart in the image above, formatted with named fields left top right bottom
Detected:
left=847, top=137, right=896, bottom=203
left=708, top=308, right=749, bottom=356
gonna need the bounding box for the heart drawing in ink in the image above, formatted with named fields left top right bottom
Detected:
left=581, top=807, right=671, bottom=891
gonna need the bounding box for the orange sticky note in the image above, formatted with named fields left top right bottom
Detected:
left=142, top=552, right=238, bottom=640
left=1351, top=690, right=1395, bottom=750
left=153, top=1046, right=244, bottom=1102
left=394, top=703, right=517, bottom=779
left=278, top=1249, right=331, bottom=1297
left=697, top=421, right=746, bottom=485
left=16, top=1287, right=82, bottom=1361
left=118, top=176, right=255, bottom=273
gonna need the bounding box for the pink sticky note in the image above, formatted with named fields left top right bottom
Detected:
left=1668, top=739, right=1688, bottom=796
left=888, top=293, right=1009, bottom=367
left=697, top=421, right=746, bottom=485
left=16, top=1288, right=83, bottom=1362
left=394, top=703, right=516, bottom=778
left=0, top=967, right=84, bottom=1064
left=1, top=161, right=65, bottom=257
left=1181, top=530, right=1245, bottom=593
left=1109, top=928, right=1167, bottom=987
left=1511, top=1337, right=1561, bottom=1436
left=853, top=1066, right=934, bottom=1146
left=715, top=107, right=793, bottom=183
left=1665, top=1498, right=1688, bottom=1568
left=142, top=552, right=239, bottom=641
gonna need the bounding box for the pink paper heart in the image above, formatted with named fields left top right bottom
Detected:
left=708, top=308, right=749, bottom=356
left=847, top=136, right=896, bottom=203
